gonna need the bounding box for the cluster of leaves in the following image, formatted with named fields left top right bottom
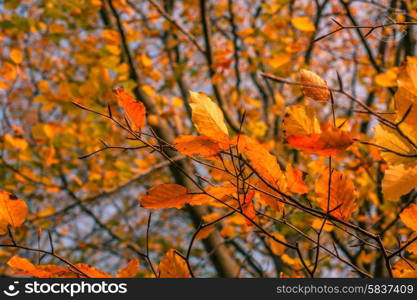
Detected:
left=1, top=0, right=417, bottom=278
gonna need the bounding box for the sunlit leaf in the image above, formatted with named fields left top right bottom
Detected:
left=140, top=184, right=192, bottom=209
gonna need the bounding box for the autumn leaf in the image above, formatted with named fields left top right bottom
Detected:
left=195, top=225, right=216, bottom=240
left=0, top=190, right=28, bottom=234
left=189, top=91, right=229, bottom=144
left=241, top=190, right=255, bottom=225
left=159, top=249, right=191, bottom=278
left=392, top=259, right=417, bottom=278
left=315, top=169, right=357, bottom=221
left=400, top=204, right=417, bottom=232
left=375, top=69, right=398, bottom=87
left=117, top=258, right=139, bottom=278
left=114, top=88, right=146, bottom=130
left=235, top=135, right=284, bottom=186
left=283, top=105, right=321, bottom=137
left=382, top=164, right=417, bottom=202
left=291, top=17, right=316, bottom=32
left=74, top=264, right=112, bottom=278
left=299, top=69, right=330, bottom=101
left=395, top=60, right=417, bottom=127
left=256, top=180, right=285, bottom=212
left=140, top=184, right=192, bottom=209
left=8, top=256, right=53, bottom=278
left=10, top=48, right=23, bottom=64
left=189, top=185, right=236, bottom=206
left=174, top=135, right=221, bottom=157
left=375, top=123, right=417, bottom=165
left=285, top=164, right=309, bottom=194
left=286, top=124, right=354, bottom=156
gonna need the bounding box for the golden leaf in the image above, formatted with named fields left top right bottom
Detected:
left=189, top=91, right=229, bottom=144
left=291, top=17, right=316, bottom=32
left=375, top=124, right=417, bottom=165
left=300, top=69, right=330, bottom=102
left=283, top=105, right=321, bottom=137
left=382, top=164, right=417, bottom=201
left=400, top=203, right=417, bottom=232
left=159, top=249, right=191, bottom=278
left=117, top=258, right=139, bottom=278
left=0, top=190, right=28, bottom=235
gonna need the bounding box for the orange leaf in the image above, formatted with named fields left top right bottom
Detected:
left=74, top=264, right=112, bottom=278
left=174, top=135, right=221, bottom=157
left=315, top=169, right=357, bottom=221
left=140, top=184, right=192, bottom=209
left=0, top=190, right=28, bottom=234
left=159, top=249, right=191, bottom=278
left=8, top=256, right=52, bottom=278
left=241, top=190, right=255, bottom=225
left=195, top=225, right=216, bottom=240
left=117, top=258, right=139, bottom=278
left=256, top=180, right=285, bottom=212
left=400, top=204, right=417, bottom=232
left=287, top=124, right=353, bottom=155
left=235, top=135, right=284, bottom=186
left=114, top=88, right=146, bottom=130
left=285, top=164, right=309, bottom=194
left=189, top=185, right=236, bottom=206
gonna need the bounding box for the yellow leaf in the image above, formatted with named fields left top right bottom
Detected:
left=312, top=219, right=333, bottom=232
left=159, top=249, right=190, bottom=278
left=375, top=124, right=417, bottom=165
left=10, top=48, right=23, bottom=64
left=375, top=69, right=398, bottom=87
left=283, top=105, right=321, bottom=137
left=0, top=191, right=28, bottom=234
left=189, top=91, right=229, bottom=143
left=140, top=184, right=192, bottom=209
left=400, top=203, right=417, bottom=232
left=395, top=60, right=417, bottom=127
left=267, top=53, right=291, bottom=69
left=118, top=258, right=139, bottom=278
left=382, top=164, right=417, bottom=201
left=4, top=134, right=29, bottom=151
left=291, top=17, right=316, bottom=32
left=315, top=170, right=357, bottom=221
left=300, top=69, right=330, bottom=102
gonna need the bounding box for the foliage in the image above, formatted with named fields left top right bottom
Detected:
left=1, top=0, right=417, bottom=278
